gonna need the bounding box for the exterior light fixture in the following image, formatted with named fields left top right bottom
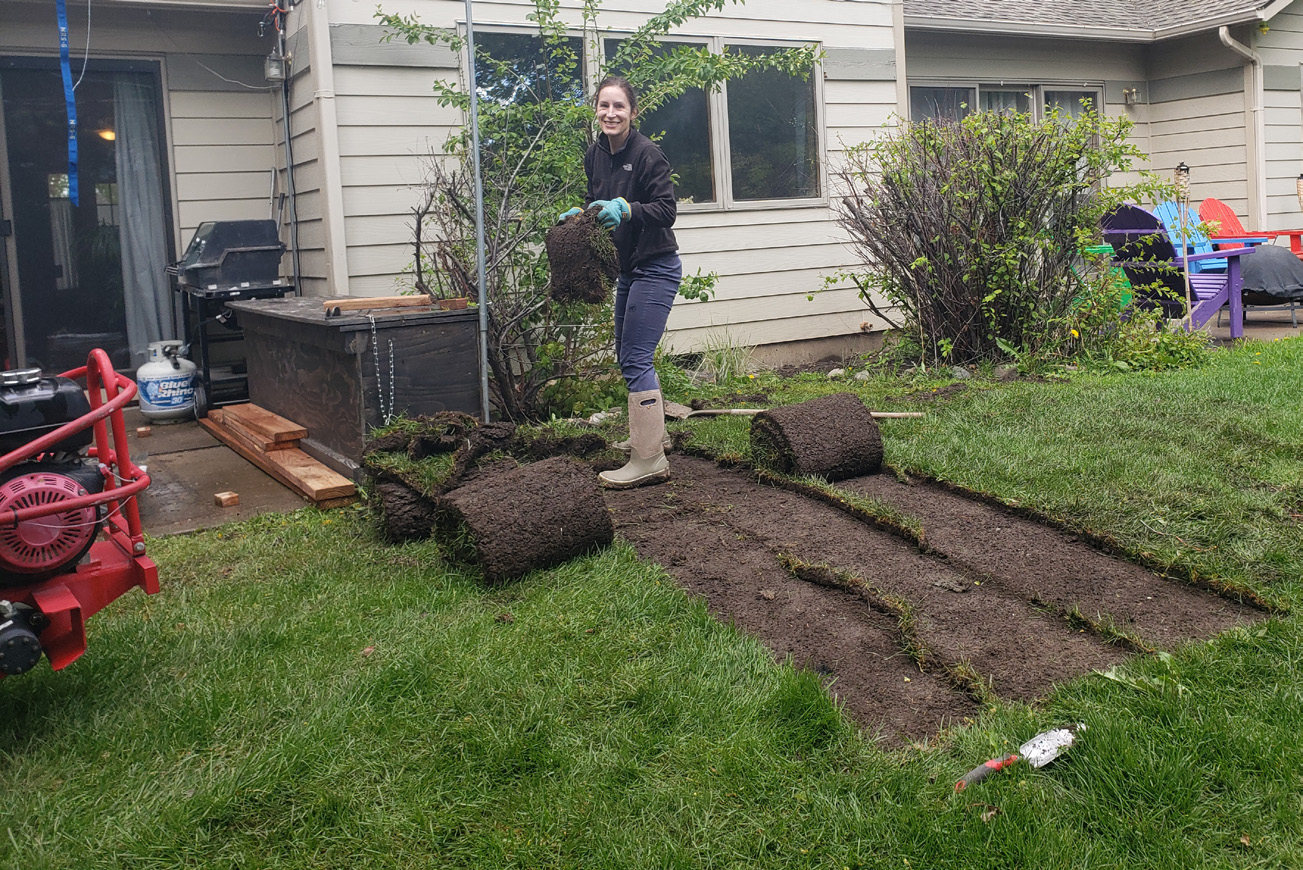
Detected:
left=97, top=129, right=116, bottom=141
left=1122, top=87, right=1139, bottom=105
left=1174, top=162, right=1190, bottom=201
left=264, top=50, right=286, bottom=83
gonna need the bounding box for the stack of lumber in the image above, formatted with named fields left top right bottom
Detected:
left=198, top=404, right=357, bottom=508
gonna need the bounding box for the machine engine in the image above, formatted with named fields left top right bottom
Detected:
left=0, top=369, right=106, bottom=581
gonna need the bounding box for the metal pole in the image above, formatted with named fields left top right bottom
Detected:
left=464, top=0, right=492, bottom=421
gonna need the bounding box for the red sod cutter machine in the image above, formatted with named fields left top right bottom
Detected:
left=0, top=349, right=157, bottom=677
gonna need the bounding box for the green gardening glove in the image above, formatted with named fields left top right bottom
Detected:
left=592, top=198, right=630, bottom=230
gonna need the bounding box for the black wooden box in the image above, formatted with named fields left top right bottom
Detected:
left=228, top=297, right=480, bottom=476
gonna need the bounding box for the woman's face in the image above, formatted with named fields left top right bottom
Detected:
left=596, top=85, right=635, bottom=143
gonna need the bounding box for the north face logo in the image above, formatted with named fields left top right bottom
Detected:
left=623, top=163, right=632, bottom=171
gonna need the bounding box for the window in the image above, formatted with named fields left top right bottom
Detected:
left=482, top=30, right=824, bottom=209
left=725, top=45, right=820, bottom=201
left=604, top=40, right=715, bottom=204
left=909, top=83, right=1102, bottom=123
left=1045, top=90, right=1097, bottom=120
left=473, top=32, right=584, bottom=106
left=980, top=89, right=1031, bottom=116
left=910, top=86, right=974, bottom=122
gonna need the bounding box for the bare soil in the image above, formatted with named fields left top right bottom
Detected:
left=603, top=456, right=1262, bottom=746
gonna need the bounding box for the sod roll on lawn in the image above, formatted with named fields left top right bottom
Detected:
left=750, top=392, right=883, bottom=481
left=435, top=455, right=615, bottom=584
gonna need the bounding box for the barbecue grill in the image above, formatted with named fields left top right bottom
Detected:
left=169, top=220, right=292, bottom=416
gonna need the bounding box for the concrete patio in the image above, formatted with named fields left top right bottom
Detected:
left=125, top=407, right=316, bottom=537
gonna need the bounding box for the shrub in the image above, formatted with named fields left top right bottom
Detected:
left=835, top=106, right=1170, bottom=367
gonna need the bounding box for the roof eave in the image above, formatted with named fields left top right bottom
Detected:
left=903, top=15, right=1158, bottom=42
left=905, top=8, right=1269, bottom=43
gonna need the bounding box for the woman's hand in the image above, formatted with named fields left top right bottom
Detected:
left=592, top=198, right=630, bottom=229
left=557, top=207, right=583, bottom=224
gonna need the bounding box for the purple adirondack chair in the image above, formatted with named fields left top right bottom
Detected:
left=1101, top=204, right=1254, bottom=338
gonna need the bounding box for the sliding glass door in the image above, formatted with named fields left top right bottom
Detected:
left=0, top=59, right=172, bottom=373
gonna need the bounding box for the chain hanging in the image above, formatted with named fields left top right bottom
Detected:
left=367, top=314, right=397, bottom=427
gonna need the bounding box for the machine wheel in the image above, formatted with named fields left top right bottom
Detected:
left=193, top=380, right=209, bottom=419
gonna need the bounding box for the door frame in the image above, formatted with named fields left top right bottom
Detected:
left=0, top=55, right=177, bottom=369
left=0, top=74, right=25, bottom=365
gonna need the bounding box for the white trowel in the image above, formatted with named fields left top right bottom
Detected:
left=954, top=724, right=1084, bottom=792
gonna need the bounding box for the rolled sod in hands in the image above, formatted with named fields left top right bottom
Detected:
left=749, top=392, right=883, bottom=481
left=545, top=208, right=620, bottom=304
left=435, top=456, right=615, bottom=584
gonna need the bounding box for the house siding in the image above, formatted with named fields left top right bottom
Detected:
left=303, top=0, right=897, bottom=351
left=1145, top=31, right=1252, bottom=217
left=1254, top=4, right=1303, bottom=230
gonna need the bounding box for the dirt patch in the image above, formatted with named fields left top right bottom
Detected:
left=839, top=473, right=1260, bottom=648
left=603, top=456, right=1262, bottom=745
left=545, top=209, right=619, bottom=304
left=904, top=382, right=969, bottom=402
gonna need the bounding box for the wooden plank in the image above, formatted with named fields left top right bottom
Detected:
left=321, top=295, right=433, bottom=312
left=199, top=415, right=356, bottom=502
left=221, top=403, right=309, bottom=443
left=210, top=409, right=297, bottom=453
left=262, top=450, right=357, bottom=501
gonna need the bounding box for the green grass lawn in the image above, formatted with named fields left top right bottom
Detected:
left=2, top=338, right=1301, bottom=869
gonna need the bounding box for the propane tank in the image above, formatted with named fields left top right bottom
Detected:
left=136, top=341, right=196, bottom=422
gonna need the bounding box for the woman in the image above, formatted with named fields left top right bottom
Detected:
left=559, top=76, right=681, bottom=489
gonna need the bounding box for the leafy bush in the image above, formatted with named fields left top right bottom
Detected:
left=379, top=0, right=817, bottom=421
left=835, top=106, right=1170, bottom=367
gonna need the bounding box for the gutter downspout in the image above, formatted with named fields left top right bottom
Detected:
left=307, top=0, right=350, bottom=295
left=1220, top=26, right=1267, bottom=228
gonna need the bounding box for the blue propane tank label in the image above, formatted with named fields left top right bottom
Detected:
left=141, top=375, right=194, bottom=408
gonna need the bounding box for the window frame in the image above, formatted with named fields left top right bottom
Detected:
left=906, top=79, right=1104, bottom=124
left=465, top=24, right=828, bottom=213
left=715, top=36, right=828, bottom=211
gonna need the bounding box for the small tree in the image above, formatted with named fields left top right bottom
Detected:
left=835, top=106, right=1170, bottom=366
left=380, top=0, right=819, bottom=421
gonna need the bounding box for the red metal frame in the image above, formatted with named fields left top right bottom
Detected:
left=0, top=349, right=158, bottom=674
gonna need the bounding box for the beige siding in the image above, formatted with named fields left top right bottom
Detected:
left=1147, top=33, right=1251, bottom=217
left=171, top=93, right=276, bottom=239
left=314, top=0, right=896, bottom=351
left=279, top=11, right=328, bottom=295
left=1254, top=6, right=1303, bottom=229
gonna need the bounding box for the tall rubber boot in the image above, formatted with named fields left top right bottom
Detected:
left=599, top=389, right=670, bottom=489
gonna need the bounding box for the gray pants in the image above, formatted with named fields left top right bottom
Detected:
left=613, top=253, right=682, bottom=392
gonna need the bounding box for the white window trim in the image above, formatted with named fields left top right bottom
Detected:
left=907, top=79, right=1105, bottom=123
left=716, top=36, right=829, bottom=212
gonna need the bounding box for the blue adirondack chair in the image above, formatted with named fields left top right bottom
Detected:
left=1101, top=204, right=1256, bottom=338
left=1153, top=201, right=1269, bottom=272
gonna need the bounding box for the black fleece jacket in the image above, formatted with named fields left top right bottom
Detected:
left=584, top=128, right=678, bottom=272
